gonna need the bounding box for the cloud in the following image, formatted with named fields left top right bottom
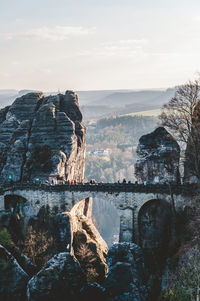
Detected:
left=102, top=39, right=148, bottom=47
left=96, top=39, right=148, bottom=58
left=118, top=39, right=148, bottom=45
left=3, top=25, right=96, bottom=41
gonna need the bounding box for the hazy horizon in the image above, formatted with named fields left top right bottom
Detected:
left=1, top=0, right=200, bottom=91
left=0, top=87, right=172, bottom=93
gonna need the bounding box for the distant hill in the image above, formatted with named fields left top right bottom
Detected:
left=0, top=92, right=18, bottom=108
left=76, top=90, right=123, bottom=105
left=0, top=89, right=18, bottom=94
left=78, top=88, right=176, bottom=120
left=77, top=88, right=175, bottom=106
left=0, top=88, right=175, bottom=120
left=0, top=89, right=41, bottom=108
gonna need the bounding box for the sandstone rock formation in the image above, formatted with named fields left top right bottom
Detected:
left=104, top=243, right=150, bottom=300
left=0, top=196, right=109, bottom=300
left=0, top=244, right=29, bottom=301
left=27, top=252, right=85, bottom=301
left=135, top=127, right=180, bottom=184
left=0, top=91, right=86, bottom=183
left=55, top=197, right=108, bottom=283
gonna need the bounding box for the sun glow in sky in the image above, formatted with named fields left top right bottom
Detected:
left=1, top=0, right=200, bottom=91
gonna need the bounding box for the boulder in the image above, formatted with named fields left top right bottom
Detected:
left=0, top=90, right=86, bottom=183
left=104, top=243, right=150, bottom=300
left=80, top=283, right=106, bottom=300
left=7, top=246, right=37, bottom=276
left=27, top=252, right=85, bottom=301
left=0, top=244, right=29, bottom=301
left=135, top=127, right=180, bottom=184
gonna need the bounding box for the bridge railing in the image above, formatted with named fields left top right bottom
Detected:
left=0, top=181, right=197, bottom=195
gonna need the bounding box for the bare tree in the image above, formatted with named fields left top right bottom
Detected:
left=159, top=79, right=200, bottom=182
left=22, top=225, right=53, bottom=268
left=75, top=243, right=98, bottom=283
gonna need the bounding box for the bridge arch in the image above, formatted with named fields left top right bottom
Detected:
left=4, top=194, right=29, bottom=240
left=1, top=186, right=188, bottom=246
left=138, top=199, right=172, bottom=248
left=91, top=194, right=121, bottom=247
left=4, top=194, right=28, bottom=214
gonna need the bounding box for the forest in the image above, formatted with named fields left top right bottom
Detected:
left=85, top=114, right=158, bottom=182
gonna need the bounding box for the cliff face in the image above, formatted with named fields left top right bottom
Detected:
left=135, top=127, right=180, bottom=184
left=53, top=197, right=108, bottom=284
left=0, top=91, right=86, bottom=183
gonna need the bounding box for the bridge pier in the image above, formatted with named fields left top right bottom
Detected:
left=119, top=208, right=135, bottom=243
left=0, top=195, right=4, bottom=210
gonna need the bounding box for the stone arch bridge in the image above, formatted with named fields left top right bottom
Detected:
left=0, top=182, right=195, bottom=244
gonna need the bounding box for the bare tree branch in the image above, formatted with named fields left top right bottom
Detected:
left=159, top=78, right=200, bottom=181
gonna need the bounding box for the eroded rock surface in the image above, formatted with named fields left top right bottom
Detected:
left=104, top=243, right=150, bottom=301
left=135, top=127, right=180, bottom=184
left=0, top=244, right=29, bottom=301
left=0, top=90, right=86, bottom=183
left=55, top=197, right=108, bottom=283
left=27, top=252, right=85, bottom=301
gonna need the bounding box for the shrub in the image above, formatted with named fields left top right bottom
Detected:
left=163, top=286, right=191, bottom=301
left=163, top=245, right=200, bottom=300
left=0, top=228, right=13, bottom=248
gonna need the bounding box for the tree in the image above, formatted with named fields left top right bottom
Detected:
left=22, top=225, right=53, bottom=268
left=0, top=228, right=13, bottom=248
left=163, top=246, right=200, bottom=301
left=159, top=79, right=200, bottom=182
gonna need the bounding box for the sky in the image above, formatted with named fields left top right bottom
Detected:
left=1, top=0, right=200, bottom=91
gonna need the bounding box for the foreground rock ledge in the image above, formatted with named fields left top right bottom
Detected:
left=27, top=252, right=85, bottom=301
left=0, top=244, right=29, bottom=301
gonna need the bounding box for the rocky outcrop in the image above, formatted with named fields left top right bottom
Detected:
left=7, top=246, right=37, bottom=276
left=0, top=244, right=29, bottom=301
left=80, top=283, right=106, bottom=300
left=55, top=197, right=108, bottom=283
left=0, top=90, right=86, bottom=183
left=135, top=127, right=180, bottom=184
left=20, top=197, right=108, bottom=282
left=104, top=243, right=150, bottom=300
left=27, top=252, right=85, bottom=301
left=26, top=243, right=151, bottom=301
